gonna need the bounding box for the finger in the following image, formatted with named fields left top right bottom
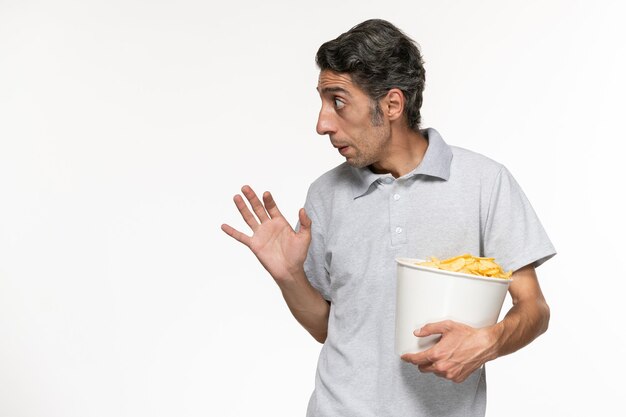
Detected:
left=418, top=363, right=436, bottom=373
left=221, top=223, right=251, bottom=247
left=400, top=354, right=415, bottom=364
left=241, top=185, right=270, bottom=223
left=401, top=352, right=431, bottom=366
left=415, top=320, right=453, bottom=337
left=263, top=191, right=284, bottom=219
left=433, top=370, right=448, bottom=379
left=233, top=194, right=259, bottom=231
left=418, top=359, right=450, bottom=379
left=451, top=373, right=469, bottom=384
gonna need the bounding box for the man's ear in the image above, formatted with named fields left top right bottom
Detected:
left=383, top=88, right=405, bottom=122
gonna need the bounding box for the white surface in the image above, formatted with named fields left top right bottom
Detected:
left=395, top=258, right=511, bottom=355
left=1, top=1, right=625, bottom=416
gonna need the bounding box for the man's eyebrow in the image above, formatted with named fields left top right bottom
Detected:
left=316, top=86, right=352, bottom=96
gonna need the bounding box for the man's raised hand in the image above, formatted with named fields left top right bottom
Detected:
left=221, top=185, right=312, bottom=283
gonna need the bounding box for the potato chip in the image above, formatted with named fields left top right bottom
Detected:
left=416, top=254, right=512, bottom=279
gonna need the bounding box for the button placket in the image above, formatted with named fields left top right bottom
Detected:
left=389, top=181, right=407, bottom=246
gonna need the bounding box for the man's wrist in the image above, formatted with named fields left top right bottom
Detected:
left=275, top=266, right=308, bottom=289
left=484, top=322, right=506, bottom=361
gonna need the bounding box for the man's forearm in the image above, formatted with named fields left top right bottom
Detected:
left=277, top=269, right=330, bottom=343
left=489, top=266, right=550, bottom=359
left=489, top=298, right=549, bottom=359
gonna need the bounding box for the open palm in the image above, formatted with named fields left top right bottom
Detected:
left=221, top=185, right=312, bottom=282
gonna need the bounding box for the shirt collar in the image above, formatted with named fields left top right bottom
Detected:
left=350, top=127, right=453, bottom=198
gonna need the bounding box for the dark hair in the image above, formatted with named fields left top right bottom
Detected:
left=316, top=19, right=426, bottom=131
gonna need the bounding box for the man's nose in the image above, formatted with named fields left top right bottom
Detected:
left=316, top=107, right=336, bottom=136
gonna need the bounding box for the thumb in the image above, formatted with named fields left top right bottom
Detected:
left=298, top=208, right=312, bottom=235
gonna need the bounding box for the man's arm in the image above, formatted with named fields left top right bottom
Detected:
left=278, top=270, right=330, bottom=343
left=401, top=264, right=550, bottom=382
left=221, top=185, right=330, bottom=343
left=486, top=264, right=550, bottom=355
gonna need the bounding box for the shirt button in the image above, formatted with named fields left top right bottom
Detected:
left=395, top=227, right=403, bottom=234
left=393, top=194, right=401, bottom=201
left=384, top=177, right=393, bottom=184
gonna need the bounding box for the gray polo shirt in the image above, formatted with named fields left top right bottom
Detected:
left=302, top=128, right=555, bottom=417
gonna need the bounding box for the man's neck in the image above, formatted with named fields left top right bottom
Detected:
left=369, top=127, right=429, bottom=178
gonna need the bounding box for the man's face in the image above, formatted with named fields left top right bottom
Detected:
left=316, top=70, right=390, bottom=169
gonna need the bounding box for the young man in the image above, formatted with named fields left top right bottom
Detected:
left=222, top=19, right=555, bottom=417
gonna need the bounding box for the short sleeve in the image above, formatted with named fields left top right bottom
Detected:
left=298, top=190, right=332, bottom=301
left=483, top=167, right=556, bottom=272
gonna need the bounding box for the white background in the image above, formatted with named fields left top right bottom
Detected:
left=1, top=1, right=625, bottom=416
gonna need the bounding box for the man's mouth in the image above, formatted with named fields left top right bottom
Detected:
left=337, top=145, right=350, bottom=155
left=332, top=142, right=349, bottom=154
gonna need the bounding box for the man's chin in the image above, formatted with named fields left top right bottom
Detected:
left=344, top=158, right=367, bottom=168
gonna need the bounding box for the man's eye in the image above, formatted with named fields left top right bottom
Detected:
left=334, top=98, right=345, bottom=109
